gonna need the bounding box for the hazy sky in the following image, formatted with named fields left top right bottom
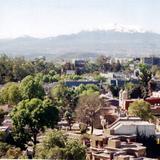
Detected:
left=0, top=0, right=160, bottom=38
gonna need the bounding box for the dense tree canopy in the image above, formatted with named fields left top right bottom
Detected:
left=128, top=100, right=154, bottom=121
left=51, top=82, right=79, bottom=118
left=35, top=130, right=86, bottom=160
left=76, top=84, right=99, bottom=96
left=10, top=98, right=59, bottom=150
left=0, top=54, right=59, bottom=84
left=19, top=75, right=45, bottom=100
left=0, top=82, right=21, bottom=105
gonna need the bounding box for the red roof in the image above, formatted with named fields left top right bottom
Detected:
left=124, top=97, right=160, bottom=110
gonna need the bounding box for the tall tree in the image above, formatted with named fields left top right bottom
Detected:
left=75, top=93, right=101, bottom=134
left=139, top=64, right=152, bottom=98
left=51, top=82, right=79, bottom=116
left=10, top=98, right=59, bottom=154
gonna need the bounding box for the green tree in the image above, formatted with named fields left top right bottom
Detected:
left=12, top=57, right=34, bottom=82
left=49, top=70, right=56, bottom=76
left=19, top=75, right=45, bottom=100
left=128, top=100, right=154, bottom=121
left=85, top=62, right=99, bottom=73
left=0, top=54, right=13, bottom=83
left=35, top=130, right=66, bottom=159
left=43, top=130, right=67, bottom=149
left=64, top=140, right=86, bottom=160
left=0, top=54, right=60, bottom=84
left=51, top=82, right=67, bottom=101
left=51, top=82, right=79, bottom=117
left=94, top=74, right=106, bottom=82
left=64, top=89, right=79, bottom=112
left=139, top=64, right=152, bottom=98
left=35, top=130, right=86, bottom=160
left=76, top=84, right=99, bottom=96
left=10, top=98, right=59, bottom=153
left=0, top=82, right=21, bottom=105
left=125, top=82, right=135, bottom=91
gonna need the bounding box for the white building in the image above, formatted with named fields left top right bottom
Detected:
left=107, top=117, right=156, bottom=137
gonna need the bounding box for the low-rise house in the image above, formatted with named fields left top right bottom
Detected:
left=105, top=117, right=155, bottom=137
left=87, top=133, right=146, bottom=160
left=85, top=115, right=157, bottom=160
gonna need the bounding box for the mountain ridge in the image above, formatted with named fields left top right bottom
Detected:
left=0, top=30, right=160, bottom=59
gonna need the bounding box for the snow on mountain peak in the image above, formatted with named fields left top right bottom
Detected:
left=104, top=24, right=147, bottom=33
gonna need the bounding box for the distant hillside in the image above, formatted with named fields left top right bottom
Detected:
left=0, top=30, right=160, bottom=59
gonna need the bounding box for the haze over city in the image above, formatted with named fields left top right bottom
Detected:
left=0, top=0, right=160, bottom=38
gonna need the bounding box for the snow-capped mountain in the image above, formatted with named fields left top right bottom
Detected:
left=0, top=29, right=160, bottom=59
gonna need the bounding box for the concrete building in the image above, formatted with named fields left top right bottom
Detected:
left=84, top=116, right=158, bottom=160
left=105, top=117, right=155, bottom=137
left=87, top=133, right=146, bottom=160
